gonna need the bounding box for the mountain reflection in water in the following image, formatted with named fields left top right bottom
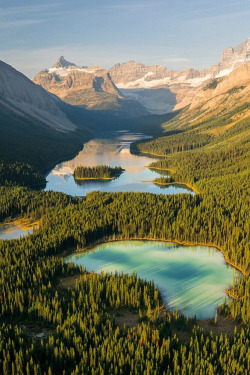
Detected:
left=45, top=131, right=195, bottom=196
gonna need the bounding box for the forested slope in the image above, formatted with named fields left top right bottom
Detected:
left=0, top=182, right=249, bottom=373
left=130, top=89, right=250, bottom=330
left=0, top=62, right=249, bottom=374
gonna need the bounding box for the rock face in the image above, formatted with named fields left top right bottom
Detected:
left=110, top=39, right=250, bottom=88
left=33, top=39, right=250, bottom=115
left=0, top=60, right=76, bottom=132
left=52, top=56, right=76, bottom=68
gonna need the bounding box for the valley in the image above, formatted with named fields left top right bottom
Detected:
left=45, top=131, right=195, bottom=196
left=0, top=34, right=249, bottom=374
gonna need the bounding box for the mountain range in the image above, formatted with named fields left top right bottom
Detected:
left=34, top=38, right=250, bottom=115
left=0, top=38, right=249, bottom=171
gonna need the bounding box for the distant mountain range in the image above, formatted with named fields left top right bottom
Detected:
left=156, top=62, right=250, bottom=142
left=132, top=62, right=250, bottom=159
left=34, top=38, right=250, bottom=115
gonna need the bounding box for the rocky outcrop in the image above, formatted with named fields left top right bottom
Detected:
left=52, top=56, right=76, bottom=68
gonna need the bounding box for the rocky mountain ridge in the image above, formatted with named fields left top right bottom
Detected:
left=109, top=38, right=250, bottom=113
left=33, top=38, right=249, bottom=115
left=33, top=57, right=147, bottom=116
left=190, top=63, right=250, bottom=110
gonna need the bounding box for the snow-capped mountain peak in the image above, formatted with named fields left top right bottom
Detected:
left=53, top=56, right=76, bottom=69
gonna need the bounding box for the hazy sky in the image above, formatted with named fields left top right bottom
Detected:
left=0, top=0, right=249, bottom=78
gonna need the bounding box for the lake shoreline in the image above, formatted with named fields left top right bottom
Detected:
left=142, top=180, right=199, bottom=194
left=74, top=177, right=115, bottom=181
left=71, top=236, right=245, bottom=278
left=145, top=166, right=200, bottom=194
left=66, top=237, right=241, bottom=319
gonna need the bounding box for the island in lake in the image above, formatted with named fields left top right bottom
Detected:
left=73, top=165, right=124, bottom=180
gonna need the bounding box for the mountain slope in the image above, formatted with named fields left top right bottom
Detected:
left=161, top=62, right=250, bottom=136
left=0, top=60, right=78, bottom=133
left=132, top=63, right=250, bottom=155
left=0, top=60, right=91, bottom=171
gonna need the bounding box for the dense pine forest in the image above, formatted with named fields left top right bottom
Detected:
left=0, top=162, right=46, bottom=187
left=153, top=176, right=175, bottom=184
left=74, top=165, right=123, bottom=180
left=0, top=102, right=249, bottom=373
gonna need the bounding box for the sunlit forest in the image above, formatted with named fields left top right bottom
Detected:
left=0, top=103, right=249, bottom=374
left=74, top=165, right=123, bottom=180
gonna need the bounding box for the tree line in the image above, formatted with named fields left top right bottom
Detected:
left=74, top=165, right=123, bottom=179
left=0, top=108, right=249, bottom=373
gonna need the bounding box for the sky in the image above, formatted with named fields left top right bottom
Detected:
left=0, top=0, right=249, bottom=78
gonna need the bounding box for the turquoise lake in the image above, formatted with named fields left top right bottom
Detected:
left=65, top=240, right=239, bottom=319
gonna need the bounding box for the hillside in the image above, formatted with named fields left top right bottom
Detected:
left=132, top=63, right=250, bottom=156
left=130, top=67, right=250, bottom=327
left=0, top=60, right=91, bottom=171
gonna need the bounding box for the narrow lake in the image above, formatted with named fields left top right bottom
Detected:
left=0, top=224, right=33, bottom=240
left=65, top=240, right=239, bottom=319
left=45, top=131, right=195, bottom=196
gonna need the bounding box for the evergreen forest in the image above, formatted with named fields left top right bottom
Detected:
left=0, top=102, right=249, bottom=374
left=73, top=165, right=123, bottom=180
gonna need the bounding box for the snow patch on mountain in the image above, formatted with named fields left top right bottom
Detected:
left=117, top=73, right=212, bottom=89
left=216, top=68, right=234, bottom=78
left=186, top=74, right=212, bottom=87
left=47, top=67, right=92, bottom=77
left=116, top=75, right=172, bottom=89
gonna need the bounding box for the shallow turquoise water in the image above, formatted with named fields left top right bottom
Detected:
left=65, top=240, right=239, bottom=319
left=45, top=131, right=195, bottom=196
